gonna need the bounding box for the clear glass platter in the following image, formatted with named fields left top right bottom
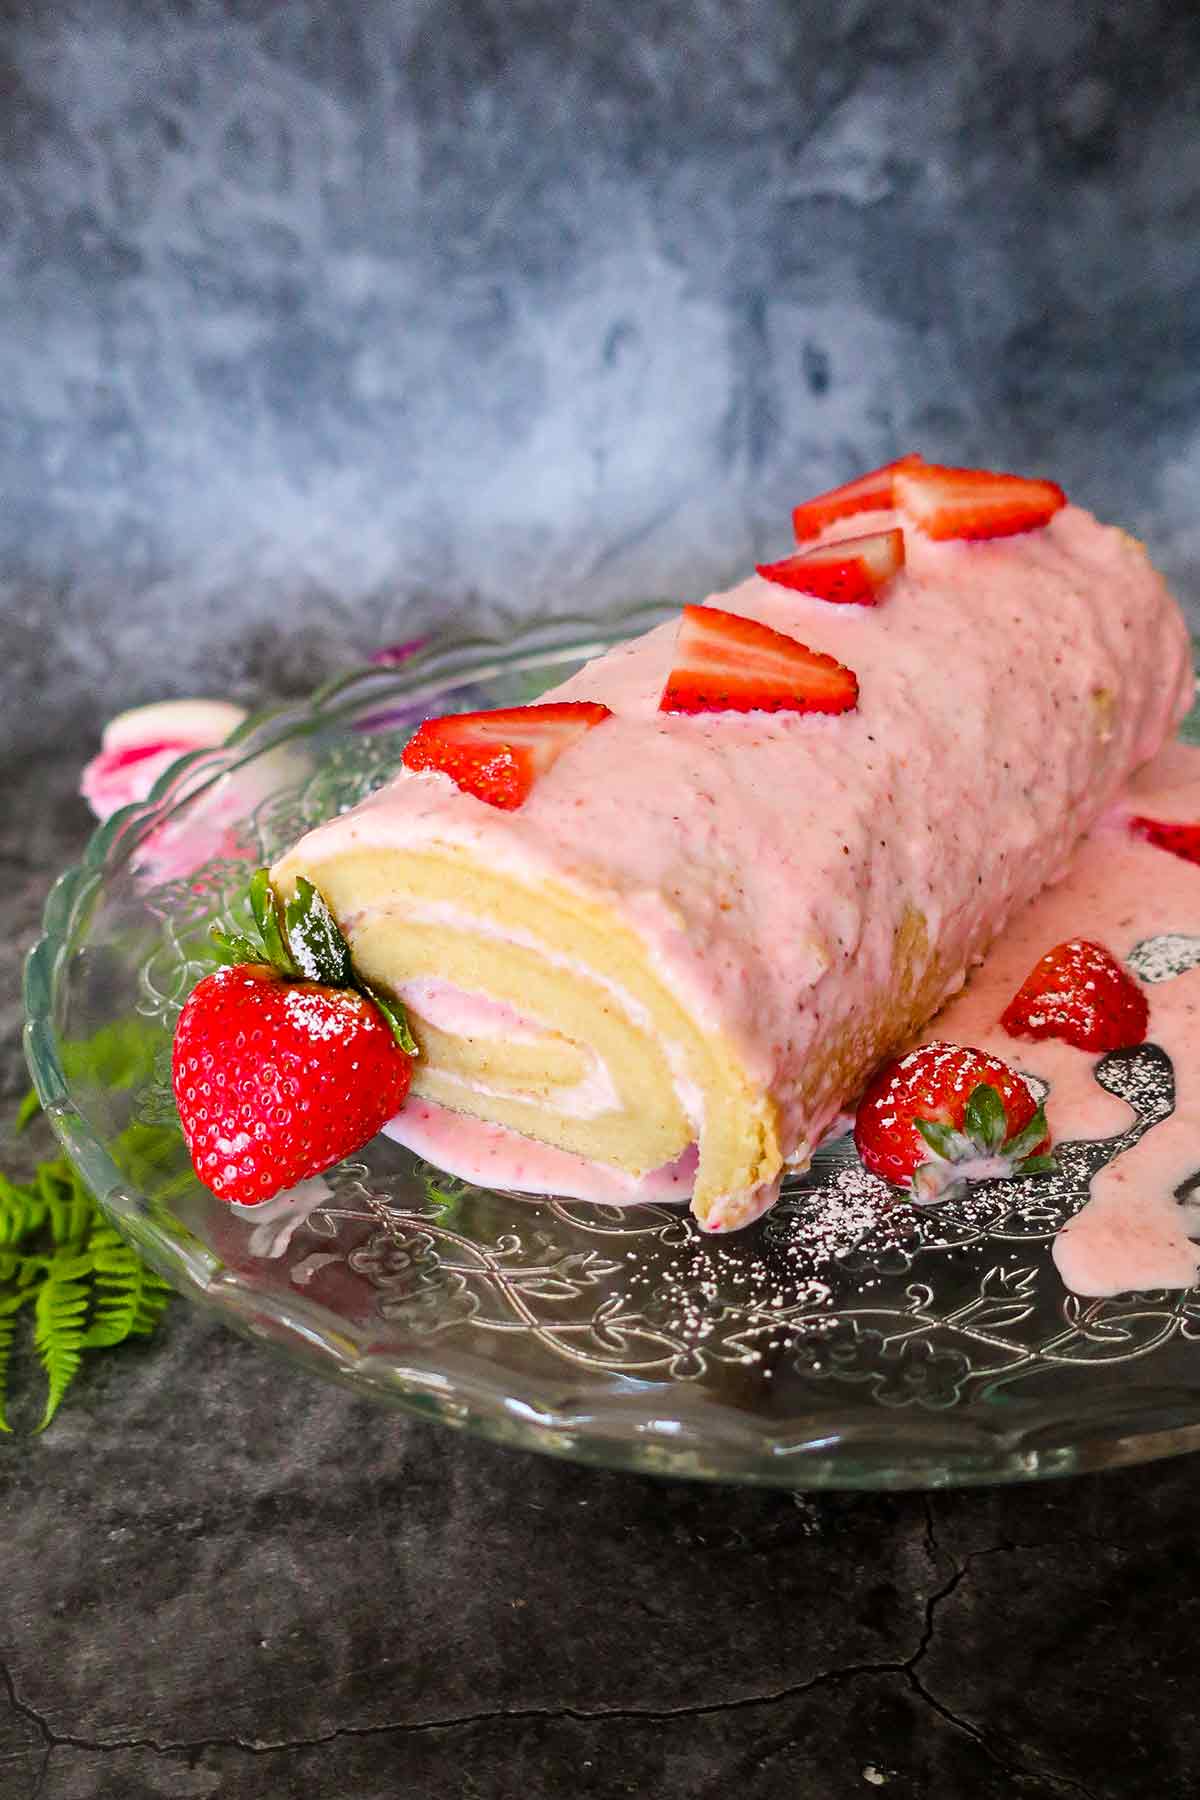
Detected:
left=23, top=606, right=1200, bottom=1489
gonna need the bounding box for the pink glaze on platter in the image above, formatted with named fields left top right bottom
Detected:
left=925, top=741, right=1200, bottom=1297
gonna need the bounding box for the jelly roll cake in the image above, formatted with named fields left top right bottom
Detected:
left=270, top=462, right=1193, bottom=1232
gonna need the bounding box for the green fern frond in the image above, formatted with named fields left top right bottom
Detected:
left=0, top=1173, right=47, bottom=1249
left=0, top=1155, right=173, bottom=1433
left=61, top=1017, right=158, bottom=1097
left=0, top=1290, right=36, bottom=1433
left=38, top=1162, right=94, bottom=1252
left=14, top=1087, right=41, bottom=1132
left=114, top=1122, right=197, bottom=1204
left=33, top=1262, right=93, bottom=1432
left=84, top=1224, right=172, bottom=1347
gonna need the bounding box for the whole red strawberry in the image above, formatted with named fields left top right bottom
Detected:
left=854, top=1041, right=1052, bottom=1203
left=1000, top=938, right=1149, bottom=1053
left=174, top=966, right=412, bottom=1203
left=173, top=870, right=416, bottom=1205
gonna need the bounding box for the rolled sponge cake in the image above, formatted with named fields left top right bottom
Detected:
left=271, top=504, right=1193, bottom=1230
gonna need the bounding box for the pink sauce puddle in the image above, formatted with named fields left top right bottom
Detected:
left=386, top=741, right=1200, bottom=1297
left=921, top=740, right=1200, bottom=1296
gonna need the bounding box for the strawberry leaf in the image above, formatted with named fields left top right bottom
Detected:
left=964, top=1083, right=1008, bottom=1152
left=1005, top=1105, right=1050, bottom=1162
left=250, top=867, right=298, bottom=976
left=1017, top=1153, right=1058, bottom=1176
left=284, top=877, right=354, bottom=988
left=914, top=1119, right=973, bottom=1162
left=215, top=870, right=417, bottom=1057
left=360, top=981, right=418, bottom=1057
left=210, top=926, right=265, bottom=966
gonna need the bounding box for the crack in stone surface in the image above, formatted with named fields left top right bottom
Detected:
left=899, top=1511, right=1103, bottom=1800
left=8, top=1664, right=913, bottom=1759
left=0, top=1657, right=51, bottom=1800
left=4, top=1532, right=1108, bottom=1795
left=8, top=1654, right=1097, bottom=1800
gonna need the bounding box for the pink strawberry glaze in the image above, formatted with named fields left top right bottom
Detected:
left=925, top=741, right=1200, bottom=1296
left=283, top=503, right=1192, bottom=1231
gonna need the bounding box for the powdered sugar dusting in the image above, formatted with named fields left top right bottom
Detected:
left=290, top=901, right=348, bottom=981
left=281, top=985, right=371, bottom=1043
left=1127, top=933, right=1200, bottom=984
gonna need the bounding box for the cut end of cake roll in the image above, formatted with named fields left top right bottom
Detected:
left=268, top=840, right=785, bottom=1228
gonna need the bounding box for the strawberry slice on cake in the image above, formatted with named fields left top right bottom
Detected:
left=401, top=702, right=612, bottom=810
left=658, top=605, right=859, bottom=715
left=792, top=455, right=924, bottom=542
left=756, top=528, right=905, bottom=606
left=894, top=462, right=1066, bottom=540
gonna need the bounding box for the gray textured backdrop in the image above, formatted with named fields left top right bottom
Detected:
left=2, top=0, right=1198, bottom=756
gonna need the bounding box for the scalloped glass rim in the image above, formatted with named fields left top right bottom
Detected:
left=22, top=607, right=1200, bottom=1491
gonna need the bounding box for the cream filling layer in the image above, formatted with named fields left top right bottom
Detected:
left=350, top=897, right=709, bottom=1142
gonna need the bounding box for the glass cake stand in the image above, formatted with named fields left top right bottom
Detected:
left=23, top=606, right=1200, bottom=1489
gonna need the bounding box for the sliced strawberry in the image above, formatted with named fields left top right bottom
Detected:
left=854, top=1041, right=1052, bottom=1202
left=659, top=604, right=858, bottom=716
left=401, top=701, right=612, bottom=810
left=756, top=528, right=905, bottom=606
left=792, top=455, right=924, bottom=543
left=1000, top=938, right=1149, bottom=1053
left=1129, top=816, right=1200, bottom=868
left=893, top=462, right=1066, bottom=541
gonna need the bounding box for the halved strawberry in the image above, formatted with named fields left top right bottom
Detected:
left=1000, top=938, right=1149, bottom=1053
left=756, top=528, right=905, bottom=606
left=893, top=462, right=1066, bottom=541
left=659, top=604, right=858, bottom=716
left=1129, top=816, right=1200, bottom=868
left=401, top=701, right=612, bottom=810
left=792, top=455, right=924, bottom=543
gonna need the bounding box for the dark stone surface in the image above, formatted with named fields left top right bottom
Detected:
left=1, top=0, right=1198, bottom=755
left=1, top=745, right=1199, bottom=1800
